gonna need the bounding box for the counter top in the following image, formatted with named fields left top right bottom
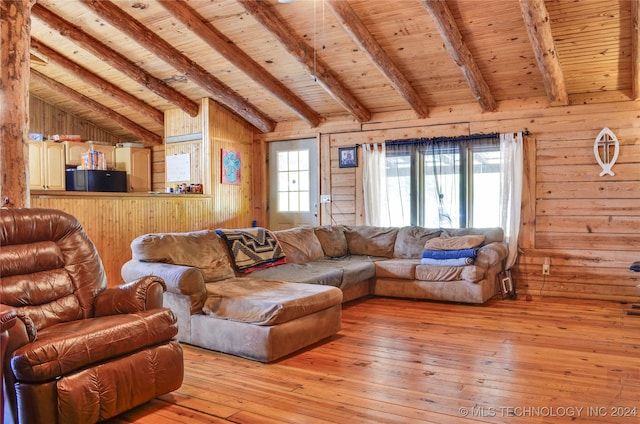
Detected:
left=31, top=190, right=205, bottom=198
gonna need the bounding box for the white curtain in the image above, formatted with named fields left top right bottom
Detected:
left=499, top=132, right=523, bottom=269
left=362, top=143, right=392, bottom=226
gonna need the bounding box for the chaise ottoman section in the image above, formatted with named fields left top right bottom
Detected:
left=189, top=278, right=343, bottom=362
left=203, top=278, right=342, bottom=325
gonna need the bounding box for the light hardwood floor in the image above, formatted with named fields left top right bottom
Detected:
left=107, top=296, right=640, bottom=423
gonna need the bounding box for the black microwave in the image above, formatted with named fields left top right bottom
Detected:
left=66, top=169, right=127, bottom=192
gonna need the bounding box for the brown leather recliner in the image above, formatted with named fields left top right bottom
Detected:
left=0, top=208, right=184, bottom=424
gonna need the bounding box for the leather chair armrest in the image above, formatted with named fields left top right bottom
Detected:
left=3, top=307, right=37, bottom=344
left=0, top=304, right=17, bottom=333
left=94, top=276, right=167, bottom=316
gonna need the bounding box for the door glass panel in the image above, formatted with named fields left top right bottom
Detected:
left=278, top=152, right=288, bottom=170
left=299, top=171, right=309, bottom=191
left=289, top=192, right=299, bottom=211
left=288, top=151, right=299, bottom=170
left=277, top=150, right=309, bottom=213
left=299, top=192, right=310, bottom=212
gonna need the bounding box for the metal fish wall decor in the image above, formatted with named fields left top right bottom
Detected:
left=593, top=127, right=619, bottom=177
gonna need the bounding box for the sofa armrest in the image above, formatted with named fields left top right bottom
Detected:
left=121, top=260, right=207, bottom=315
left=475, top=241, right=509, bottom=269
left=94, top=276, right=167, bottom=316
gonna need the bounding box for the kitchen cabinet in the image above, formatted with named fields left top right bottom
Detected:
left=115, top=147, right=151, bottom=192
left=64, top=141, right=115, bottom=169
left=29, top=141, right=66, bottom=190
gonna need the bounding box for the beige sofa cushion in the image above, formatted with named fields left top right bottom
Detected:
left=415, top=265, right=485, bottom=283
left=274, top=227, right=324, bottom=264
left=130, top=230, right=235, bottom=282
left=345, top=226, right=398, bottom=257
left=443, top=227, right=504, bottom=244
left=314, top=225, right=349, bottom=257
left=375, top=259, right=421, bottom=280
left=423, top=234, right=485, bottom=250
left=394, top=226, right=441, bottom=258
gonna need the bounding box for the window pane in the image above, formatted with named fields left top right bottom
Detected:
left=386, top=154, right=411, bottom=226
left=289, top=192, right=299, bottom=212
left=298, top=150, right=309, bottom=170
left=299, top=171, right=309, bottom=191
left=299, top=191, right=310, bottom=212
left=278, top=192, right=289, bottom=212
left=278, top=152, right=289, bottom=171
left=278, top=172, right=288, bottom=192
left=471, top=150, right=501, bottom=227
left=423, top=151, right=459, bottom=228
left=288, top=171, right=298, bottom=191
left=288, top=151, right=299, bottom=170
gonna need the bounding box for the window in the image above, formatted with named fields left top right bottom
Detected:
left=277, top=149, right=310, bottom=212
left=385, top=136, right=500, bottom=228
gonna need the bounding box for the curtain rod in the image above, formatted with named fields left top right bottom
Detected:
left=355, top=130, right=529, bottom=148
left=386, top=132, right=500, bottom=146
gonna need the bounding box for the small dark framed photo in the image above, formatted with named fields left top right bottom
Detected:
left=338, top=146, right=357, bottom=168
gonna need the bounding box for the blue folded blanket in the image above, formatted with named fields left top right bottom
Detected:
left=421, top=248, right=478, bottom=259
left=421, top=257, right=474, bottom=266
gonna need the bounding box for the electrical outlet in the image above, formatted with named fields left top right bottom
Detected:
left=542, top=263, right=550, bottom=276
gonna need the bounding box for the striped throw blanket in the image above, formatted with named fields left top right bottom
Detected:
left=216, top=227, right=286, bottom=273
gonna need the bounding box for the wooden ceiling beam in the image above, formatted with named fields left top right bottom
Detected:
left=159, top=0, right=322, bottom=128
left=326, top=0, right=429, bottom=119
left=30, top=38, right=164, bottom=126
left=519, top=0, right=569, bottom=106
left=632, top=0, right=639, bottom=101
left=237, top=0, right=372, bottom=123
left=421, top=0, right=497, bottom=112
left=81, top=0, right=275, bottom=133
left=31, top=3, right=199, bottom=118
left=30, top=69, right=163, bottom=145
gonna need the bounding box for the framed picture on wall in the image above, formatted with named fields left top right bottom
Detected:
left=338, top=146, right=357, bottom=168
left=221, top=148, right=241, bottom=185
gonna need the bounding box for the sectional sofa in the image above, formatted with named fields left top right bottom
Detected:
left=121, top=225, right=508, bottom=362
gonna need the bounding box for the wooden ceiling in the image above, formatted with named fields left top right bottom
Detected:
left=27, top=0, right=639, bottom=143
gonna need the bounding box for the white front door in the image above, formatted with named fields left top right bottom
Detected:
left=268, top=138, right=319, bottom=230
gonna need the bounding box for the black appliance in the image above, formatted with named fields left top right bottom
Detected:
left=66, top=169, right=127, bottom=192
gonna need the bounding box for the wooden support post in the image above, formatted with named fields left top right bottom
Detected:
left=0, top=0, right=31, bottom=208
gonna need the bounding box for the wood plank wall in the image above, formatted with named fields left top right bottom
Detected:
left=29, top=95, right=122, bottom=144
left=151, top=145, right=166, bottom=192
left=522, top=127, right=640, bottom=300
left=258, top=100, right=640, bottom=302
left=30, top=194, right=250, bottom=285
